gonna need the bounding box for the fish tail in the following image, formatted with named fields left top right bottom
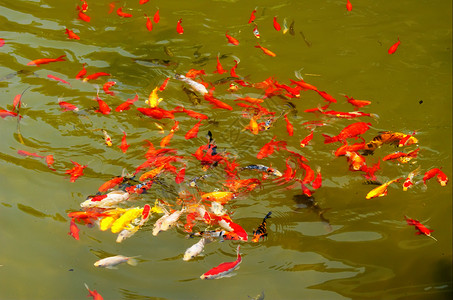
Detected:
left=322, top=133, right=336, bottom=144
left=127, top=257, right=139, bottom=266
left=428, top=235, right=438, bottom=242
left=57, top=55, right=66, bottom=61
left=263, top=211, right=272, bottom=221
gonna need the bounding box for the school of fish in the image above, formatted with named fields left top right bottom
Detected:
left=0, top=1, right=450, bottom=298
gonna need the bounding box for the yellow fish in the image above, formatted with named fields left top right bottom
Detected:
left=99, top=208, right=127, bottom=231
left=366, top=177, right=403, bottom=199
left=145, top=87, right=163, bottom=108
left=111, top=207, right=143, bottom=233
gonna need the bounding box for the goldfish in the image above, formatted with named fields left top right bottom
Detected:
left=322, top=122, right=372, bottom=144
left=300, top=131, right=314, bottom=148
left=284, top=114, right=294, bottom=136
left=108, top=2, right=115, bottom=14
left=117, top=7, right=132, bottom=18
left=346, top=0, right=352, bottom=11
left=84, top=284, right=103, bottom=300
left=145, top=87, right=163, bottom=108
left=78, top=9, right=90, bottom=22
left=59, top=101, right=79, bottom=112
left=68, top=218, right=80, bottom=240
left=17, top=150, right=44, bottom=158
left=65, top=28, right=80, bottom=40
left=65, top=160, right=87, bottom=182
left=366, top=177, right=402, bottom=199
left=176, top=18, right=184, bottom=34
left=27, top=55, right=66, bottom=66
left=316, top=90, right=337, bottom=103
left=312, top=167, right=322, bottom=189
left=398, top=131, right=417, bottom=147
left=225, top=31, right=239, bottom=45
left=0, top=38, right=4, bottom=47
left=98, top=176, right=124, bottom=193
left=257, top=136, right=287, bottom=159
left=139, top=0, right=150, bottom=4
left=139, top=164, right=166, bottom=181
left=154, top=9, right=160, bottom=23
left=248, top=9, right=256, bottom=23
left=200, top=246, right=242, bottom=279
left=80, top=190, right=130, bottom=208
left=94, top=255, right=138, bottom=269
left=159, top=77, right=170, bottom=91
left=75, top=63, right=87, bottom=79
left=388, top=37, right=400, bottom=54
left=101, top=129, right=112, bottom=146
left=183, top=238, right=206, bottom=261
left=383, top=148, right=420, bottom=163
left=83, top=72, right=111, bottom=81
left=202, top=191, right=235, bottom=205
left=111, top=207, right=143, bottom=233
left=273, top=16, right=281, bottom=31
left=185, top=121, right=202, bottom=140
left=345, top=95, right=370, bottom=111
left=255, top=44, right=276, bottom=57
left=436, top=170, right=449, bottom=186
left=68, top=211, right=109, bottom=224
left=345, top=151, right=366, bottom=171
left=405, top=216, right=437, bottom=241
left=119, top=131, right=129, bottom=153
left=94, top=96, right=111, bottom=115
left=144, top=14, right=153, bottom=31
left=335, top=141, right=366, bottom=156
left=115, top=94, right=139, bottom=112
left=402, top=166, right=420, bottom=191
left=47, top=74, right=71, bottom=86
left=252, top=212, right=271, bottom=242
left=213, top=54, right=227, bottom=74
left=45, top=155, right=55, bottom=170
left=253, top=25, right=260, bottom=38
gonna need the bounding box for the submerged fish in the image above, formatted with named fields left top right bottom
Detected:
left=94, top=255, right=138, bottom=269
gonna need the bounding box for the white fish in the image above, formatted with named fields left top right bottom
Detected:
left=152, top=211, right=170, bottom=236
left=80, top=190, right=130, bottom=209
left=93, top=255, right=138, bottom=269
left=160, top=208, right=185, bottom=232
left=174, top=74, right=208, bottom=95
left=116, top=225, right=140, bottom=243
left=183, top=238, right=206, bottom=261
left=210, top=201, right=226, bottom=216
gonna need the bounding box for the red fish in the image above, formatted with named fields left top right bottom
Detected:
left=17, top=150, right=44, bottom=158
left=103, top=81, right=116, bottom=96
left=362, top=160, right=380, bottom=181
left=176, top=18, right=184, bottom=34
left=119, top=131, right=129, bottom=153
left=75, top=63, right=87, bottom=79
left=138, top=107, right=174, bottom=119
left=173, top=106, right=208, bottom=120
left=230, top=59, right=239, bottom=77
left=94, top=96, right=111, bottom=114
left=300, top=131, right=314, bottom=148
left=436, top=170, right=449, bottom=186
left=284, top=114, right=294, bottom=136
left=80, top=0, right=88, bottom=12
left=47, top=74, right=70, bottom=86
left=257, top=136, right=287, bottom=159
left=402, top=166, right=420, bottom=191
left=139, top=0, right=150, bottom=4
left=65, top=28, right=80, bottom=40
left=204, top=93, right=233, bottom=110
left=27, top=55, right=66, bottom=66
left=346, top=0, right=352, bottom=11
left=316, top=90, right=337, bottom=103
left=108, top=2, right=115, bottom=14
left=0, top=38, right=4, bottom=47
left=0, top=109, right=19, bottom=118
left=115, top=94, right=138, bottom=112
left=322, top=122, right=372, bottom=144
left=117, top=7, right=132, bottom=18
left=300, top=162, right=315, bottom=184
left=144, top=14, right=153, bottom=31
left=225, top=31, right=239, bottom=45
left=159, top=77, right=170, bottom=91
left=252, top=25, right=260, bottom=39
left=255, top=44, right=276, bottom=57
left=334, top=141, right=366, bottom=156
left=175, top=166, right=186, bottom=184
left=59, top=101, right=79, bottom=112
left=78, top=9, right=90, bottom=22
left=69, top=218, right=80, bottom=240
left=200, top=246, right=242, bottom=279
left=213, top=54, right=227, bottom=74
left=83, top=72, right=110, bottom=81
left=154, top=9, right=160, bottom=23
left=45, top=155, right=55, bottom=171
left=382, top=148, right=419, bottom=163
left=65, top=160, right=87, bottom=182
left=388, top=37, right=400, bottom=54
left=398, top=130, right=417, bottom=147
left=85, top=284, right=103, bottom=300
left=273, top=16, right=281, bottom=31
left=345, top=151, right=366, bottom=171
left=345, top=95, right=371, bottom=110
left=12, top=93, right=23, bottom=112
left=98, top=176, right=124, bottom=192
left=404, top=216, right=436, bottom=241
left=290, top=78, right=318, bottom=91
left=185, top=121, right=202, bottom=140
left=248, top=9, right=257, bottom=23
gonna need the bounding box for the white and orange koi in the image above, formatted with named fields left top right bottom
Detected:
left=200, top=246, right=241, bottom=279
left=402, top=166, right=421, bottom=191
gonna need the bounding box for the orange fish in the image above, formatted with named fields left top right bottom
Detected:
left=322, top=122, right=372, bottom=144
left=159, top=77, right=170, bottom=91
left=59, top=101, right=79, bottom=112
left=175, top=166, right=186, bottom=184
left=68, top=218, right=80, bottom=240
left=346, top=0, right=352, bottom=11
left=139, top=0, right=150, bottom=4
left=255, top=44, right=276, bottom=57
left=213, top=54, right=227, bottom=74
left=345, top=95, right=371, bottom=111
left=95, top=96, right=111, bottom=115
left=284, top=114, right=294, bottom=136
left=45, top=154, right=55, bottom=171
left=388, top=37, right=400, bottom=54
left=65, top=28, right=80, bottom=40
left=108, top=2, right=115, bottom=14
left=83, top=72, right=110, bottom=81
left=98, top=176, right=124, bottom=192
left=316, top=90, right=337, bottom=103
left=66, top=160, right=87, bottom=182
left=312, top=167, right=322, bottom=189
left=47, top=74, right=70, bottom=86
left=27, top=55, right=66, bottom=66
left=405, top=216, right=437, bottom=241
left=75, top=63, right=87, bottom=79
left=248, top=9, right=257, bottom=23
left=78, top=9, right=90, bottom=22
left=103, top=81, right=116, bottom=96
left=139, top=164, right=166, bottom=181
left=117, top=7, right=132, bottom=18
left=154, top=9, right=160, bottom=23
left=185, top=121, right=202, bottom=140
left=225, top=31, right=239, bottom=45
left=17, top=150, right=44, bottom=158
left=257, top=136, right=286, bottom=159
left=273, top=16, right=281, bottom=31
left=80, top=0, right=88, bottom=12
left=144, top=14, right=153, bottom=31
left=119, top=131, right=129, bottom=153
left=85, top=284, right=104, bottom=300
left=115, top=94, right=138, bottom=112
left=230, top=59, right=239, bottom=77
left=176, top=18, right=184, bottom=34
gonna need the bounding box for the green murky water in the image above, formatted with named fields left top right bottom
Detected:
left=0, top=0, right=451, bottom=299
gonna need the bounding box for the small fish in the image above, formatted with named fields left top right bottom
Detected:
left=115, top=94, right=138, bottom=112
left=117, top=7, right=132, bottom=18
left=300, top=131, right=314, bottom=148
left=402, top=166, right=420, bottom=191
left=213, top=54, right=228, bottom=74
left=81, top=190, right=130, bottom=208
left=154, top=9, right=160, bottom=23
left=240, top=164, right=282, bottom=177
left=65, top=28, right=80, bottom=40
left=185, top=121, right=202, bottom=140
left=144, top=14, right=153, bottom=31
left=289, top=20, right=295, bottom=36
left=176, top=18, right=184, bottom=34
left=322, top=122, right=372, bottom=144
left=84, top=283, right=104, bottom=300
left=175, top=74, right=208, bottom=95
left=248, top=9, right=257, bottom=24
left=27, top=55, right=66, bottom=66
left=75, top=63, right=87, bottom=79
left=225, top=31, right=239, bottom=45
left=255, top=44, right=276, bottom=57
left=405, top=216, right=437, bottom=241
left=77, top=9, right=90, bottom=22
left=273, top=16, right=281, bottom=31
left=366, top=177, right=402, bottom=199
left=65, top=160, right=87, bottom=182
left=252, top=212, right=272, bottom=242
left=282, top=18, right=289, bottom=34
left=183, top=238, right=206, bottom=261
left=283, top=114, right=293, bottom=136
left=388, top=37, right=401, bottom=54
left=252, top=25, right=261, bottom=39
left=118, top=131, right=129, bottom=153
left=94, top=255, right=138, bottom=269
left=110, top=207, right=143, bottom=233
left=200, top=246, right=242, bottom=279
left=68, top=218, right=80, bottom=240
left=346, top=0, right=352, bottom=11
left=103, top=81, right=116, bottom=96
left=101, top=129, right=112, bottom=146
left=59, top=101, right=79, bottom=112
left=83, top=72, right=111, bottom=82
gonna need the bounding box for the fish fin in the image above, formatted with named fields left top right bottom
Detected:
left=127, top=257, right=139, bottom=266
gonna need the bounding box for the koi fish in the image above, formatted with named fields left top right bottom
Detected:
left=345, top=151, right=366, bottom=171
left=98, top=176, right=124, bottom=193
left=183, top=238, right=206, bottom=261
left=68, top=218, right=80, bottom=240
left=116, top=94, right=138, bottom=112
left=202, top=191, right=235, bottom=205
left=27, top=55, right=66, bottom=66
left=144, top=14, right=153, bottom=31
left=255, top=44, right=276, bottom=57
left=225, top=31, right=239, bottom=45
left=84, top=283, right=103, bottom=300
left=99, top=208, right=127, bottom=231
left=159, top=208, right=186, bottom=233
left=388, top=37, right=400, bottom=54
left=65, top=28, right=80, bottom=40
left=436, top=170, right=449, bottom=186
left=176, top=18, right=184, bottom=34
left=80, top=190, right=130, bottom=208
left=362, top=131, right=418, bottom=155
left=116, top=225, right=140, bottom=243
left=100, top=129, right=112, bottom=146
left=117, top=7, right=132, bottom=18
left=65, top=160, right=87, bottom=182
left=78, top=8, right=90, bottom=22
left=402, top=166, right=420, bottom=191
left=322, top=122, right=372, bottom=144
left=253, top=25, right=260, bottom=39
left=273, top=16, right=281, bottom=31
left=404, top=216, right=437, bottom=241
left=200, top=246, right=241, bottom=279
left=240, top=164, right=282, bottom=177
left=94, top=255, right=138, bottom=269
left=174, top=74, right=208, bottom=95
left=146, top=87, right=163, bottom=108
left=111, top=207, right=143, bottom=233
left=386, top=148, right=420, bottom=163
left=252, top=212, right=271, bottom=242
left=366, top=177, right=402, bottom=199
left=422, top=168, right=448, bottom=186
left=346, top=0, right=352, bottom=11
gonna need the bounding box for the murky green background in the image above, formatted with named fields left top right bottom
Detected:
left=1, top=0, right=451, bottom=299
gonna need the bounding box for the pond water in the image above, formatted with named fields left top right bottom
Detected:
left=0, top=0, right=451, bottom=299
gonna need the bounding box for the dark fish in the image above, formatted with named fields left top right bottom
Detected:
left=0, top=69, right=36, bottom=81
left=132, top=58, right=178, bottom=68
left=289, top=20, right=295, bottom=36
left=182, top=86, right=202, bottom=105
left=252, top=212, right=272, bottom=242
left=293, top=194, right=331, bottom=230
left=248, top=291, right=265, bottom=300
left=299, top=31, right=312, bottom=48
left=163, top=46, right=174, bottom=57
left=363, top=180, right=383, bottom=186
